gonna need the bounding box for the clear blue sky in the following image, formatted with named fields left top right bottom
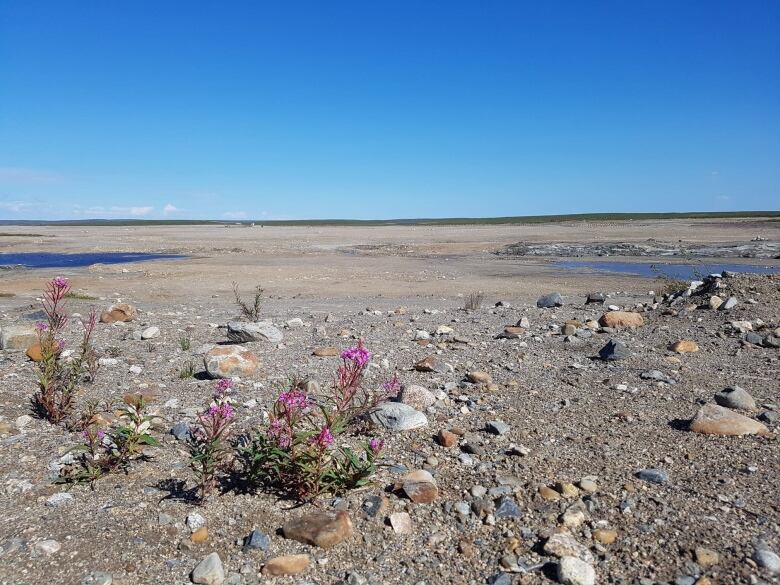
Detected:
left=1, top=1, right=778, bottom=220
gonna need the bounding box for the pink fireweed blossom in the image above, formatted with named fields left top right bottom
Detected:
left=35, top=321, right=49, bottom=332
left=369, top=437, right=384, bottom=454
left=267, top=418, right=292, bottom=448
left=310, top=425, right=334, bottom=448
left=340, top=342, right=371, bottom=367
left=207, top=402, right=235, bottom=420
left=52, top=276, right=69, bottom=289
left=382, top=374, right=401, bottom=398
left=277, top=389, right=312, bottom=411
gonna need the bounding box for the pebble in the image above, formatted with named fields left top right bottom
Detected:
left=537, top=292, right=563, bottom=308
left=714, top=386, right=756, bottom=411
left=243, top=528, right=270, bottom=552
left=494, top=496, right=522, bottom=518
left=140, top=326, right=160, bottom=339
left=690, top=403, right=770, bottom=436
left=191, top=552, right=224, bottom=585
left=369, top=402, right=428, bottom=431
left=592, top=529, right=617, bottom=545
left=389, top=512, right=413, bottom=534
left=34, top=539, right=61, bottom=555
left=599, top=339, right=629, bottom=360
left=557, top=556, right=596, bottom=585
left=187, top=512, right=206, bottom=531
left=226, top=320, right=283, bottom=343
left=281, top=510, right=353, bottom=549
left=485, top=420, right=510, bottom=435
left=262, top=554, right=310, bottom=576
left=46, top=492, right=74, bottom=507
left=402, top=469, right=439, bottom=503
left=636, top=468, right=669, bottom=485
left=694, top=546, right=719, bottom=568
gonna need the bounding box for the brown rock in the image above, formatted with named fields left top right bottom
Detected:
left=26, top=342, right=44, bottom=362
left=262, top=555, right=310, bottom=576
left=501, top=326, right=525, bottom=338
left=695, top=546, right=719, bottom=568
left=467, top=371, right=492, bottom=384
left=204, top=345, right=259, bottom=378
left=690, top=403, right=770, bottom=437
left=593, top=529, right=617, bottom=545
left=670, top=339, right=699, bottom=353
left=99, top=303, right=137, bottom=323
left=414, top=355, right=447, bottom=373
left=312, top=346, right=339, bottom=357
left=0, top=325, right=37, bottom=351
left=281, top=510, right=353, bottom=549
left=539, top=486, right=561, bottom=501
left=402, top=469, right=438, bottom=503
left=191, top=527, right=209, bottom=543
left=561, top=324, right=577, bottom=336
left=437, top=429, right=458, bottom=448
left=599, top=311, right=644, bottom=329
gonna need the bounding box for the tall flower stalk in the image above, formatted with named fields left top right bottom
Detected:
left=32, top=277, right=99, bottom=424
left=188, top=380, right=236, bottom=502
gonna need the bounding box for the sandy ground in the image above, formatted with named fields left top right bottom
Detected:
left=2, top=219, right=778, bottom=306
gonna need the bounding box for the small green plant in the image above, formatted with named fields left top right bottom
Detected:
left=179, top=361, right=196, bottom=379
left=188, top=380, right=236, bottom=501
left=31, top=277, right=98, bottom=424
left=64, top=291, right=98, bottom=301
left=178, top=331, right=192, bottom=351
left=58, top=394, right=158, bottom=487
left=232, top=281, right=263, bottom=321
left=236, top=342, right=392, bottom=502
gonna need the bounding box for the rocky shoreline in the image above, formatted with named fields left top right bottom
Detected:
left=0, top=272, right=778, bottom=585
left=499, top=240, right=780, bottom=259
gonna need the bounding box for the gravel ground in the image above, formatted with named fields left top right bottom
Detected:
left=0, top=273, right=778, bottom=585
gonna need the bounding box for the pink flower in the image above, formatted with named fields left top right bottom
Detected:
left=340, top=342, right=371, bottom=367
left=35, top=321, right=49, bottom=332
left=52, top=276, right=69, bottom=289
left=382, top=374, right=401, bottom=397
left=369, top=437, right=384, bottom=454
left=310, top=425, right=334, bottom=448
left=277, top=389, right=311, bottom=410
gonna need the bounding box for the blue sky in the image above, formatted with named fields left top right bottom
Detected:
left=1, top=1, right=778, bottom=220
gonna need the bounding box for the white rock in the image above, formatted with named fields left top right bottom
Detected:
left=557, top=556, right=595, bottom=585
left=46, top=492, right=74, bottom=507
left=34, top=539, right=61, bottom=555
left=191, top=552, right=225, bottom=585
left=187, top=512, right=206, bottom=531
left=141, top=326, right=160, bottom=339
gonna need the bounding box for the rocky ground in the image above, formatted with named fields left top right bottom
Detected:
left=0, top=269, right=778, bottom=585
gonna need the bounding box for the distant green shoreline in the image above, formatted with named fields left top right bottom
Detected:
left=1, top=211, right=778, bottom=227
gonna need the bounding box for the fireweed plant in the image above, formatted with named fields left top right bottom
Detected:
left=237, top=342, right=394, bottom=501
left=32, top=277, right=99, bottom=424
left=59, top=393, right=158, bottom=487
left=188, top=379, right=236, bottom=501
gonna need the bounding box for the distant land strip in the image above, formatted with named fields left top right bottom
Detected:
left=0, top=211, right=778, bottom=227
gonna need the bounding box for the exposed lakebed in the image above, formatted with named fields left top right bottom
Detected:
left=0, top=252, right=186, bottom=269
left=554, top=260, right=780, bottom=280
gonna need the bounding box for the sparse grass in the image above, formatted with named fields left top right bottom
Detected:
left=179, top=361, right=196, bottom=379
left=0, top=292, right=15, bottom=298
left=0, top=232, right=47, bottom=237
left=464, top=291, right=485, bottom=311
left=65, top=291, right=98, bottom=300
left=178, top=332, right=192, bottom=351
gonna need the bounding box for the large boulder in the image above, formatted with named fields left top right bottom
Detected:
left=100, top=303, right=137, bottom=323
left=227, top=321, right=283, bottom=344
left=0, top=325, right=37, bottom=351
left=690, top=403, right=770, bottom=437
left=599, top=311, right=644, bottom=329
left=204, top=346, right=259, bottom=378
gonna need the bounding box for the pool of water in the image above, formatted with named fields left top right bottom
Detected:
left=554, top=260, right=780, bottom=280
left=0, top=252, right=186, bottom=269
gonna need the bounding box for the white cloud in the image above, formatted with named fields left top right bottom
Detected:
left=0, top=167, right=64, bottom=184
left=72, top=205, right=155, bottom=217
left=163, top=203, right=179, bottom=215
left=223, top=211, right=248, bottom=220
left=0, top=200, right=34, bottom=212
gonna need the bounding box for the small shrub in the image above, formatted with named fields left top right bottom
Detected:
left=58, top=394, right=158, bottom=487
left=237, top=342, right=392, bottom=502
left=31, top=277, right=98, bottom=424
left=232, top=281, right=263, bottom=321
left=188, top=380, right=236, bottom=501
left=464, top=291, right=484, bottom=311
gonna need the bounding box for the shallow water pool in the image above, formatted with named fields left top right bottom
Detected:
left=0, top=252, right=186, bottom=269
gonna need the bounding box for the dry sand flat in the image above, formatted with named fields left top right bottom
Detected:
left=1, top=218, right=778, bottom=305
